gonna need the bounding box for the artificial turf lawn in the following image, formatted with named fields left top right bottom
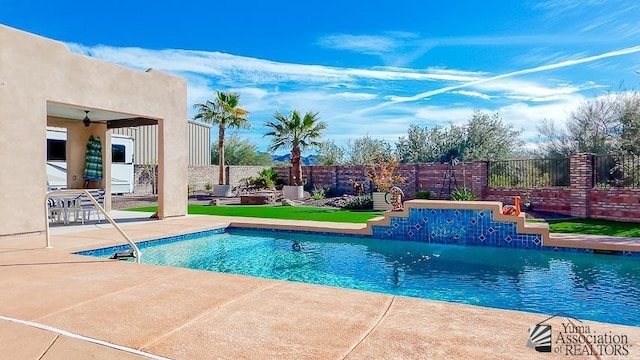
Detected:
left=543, top=218, right=640, bottom=237
left=128, top=205, right=640, bottom=235
left=127, top=205, right=385, bottom=223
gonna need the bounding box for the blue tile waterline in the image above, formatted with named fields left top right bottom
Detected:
left=76, top=226, right=640, bottom=258
left=370, top=208, right=544, bottom=249
left=77, top=227, right=227, bottom=257
left=77, top=227, right=640, bottom=327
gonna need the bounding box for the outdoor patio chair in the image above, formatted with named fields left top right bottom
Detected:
left=47, top=197, right=65, bottom=223
left=79, top=189, right=106, bottom=224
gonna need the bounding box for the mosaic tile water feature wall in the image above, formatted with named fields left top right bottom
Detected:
left=370, top=208, right=543, bottom=249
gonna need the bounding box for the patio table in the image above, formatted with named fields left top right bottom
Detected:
left=48, top=195, right=80, bottom=225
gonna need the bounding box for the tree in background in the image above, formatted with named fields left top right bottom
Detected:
left=316, top=139, right=346, bottom=165
left=618, top=91, right=640, bottom=155
left=396, top=110, right=521, bottom=162
left=210, top=135, right=273, bottom=166
left=345, top=135, right=392, bottom=165
left=535, top=119, right=576, bottom=158
left=264, top=110, right=327, bottom=185
left=395, top=124, right=433, bottom=163
left=194, top=91, right=250, bottom=185
left=395, top=124, right=466, bottom=163
left=537, top=91, right=640, bottom=156
left=464, top=110, right=523, bottom=161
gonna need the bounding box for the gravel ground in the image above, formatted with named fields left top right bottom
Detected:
left=301, top=195, right=365, bottom=208
left=111, top=193, right=241, bottom=210
left=111, top=194, right=158, bottom=210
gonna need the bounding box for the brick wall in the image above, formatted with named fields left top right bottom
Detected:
left=274, top=153, right=640, bottom=222
left=588, top=188, right=640, bottom=221
left=135, top=155, right=640, bottom=222
left=274, top=162, right=486, bottom=199
left=484, top=187, right=571, bottom=214
left=188, top=165, right=269, bottom=190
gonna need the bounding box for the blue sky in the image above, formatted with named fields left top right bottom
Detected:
left=2, top=0, right=640, bottom=154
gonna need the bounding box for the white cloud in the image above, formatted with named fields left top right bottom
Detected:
left=348, top=44, right=640, bottom=118
left=228, top=87, right=270, bottom=100
left=471, top=79, right=605, bottom=101
left=374, top=66, right=485, bottom=81
left=533, top=0, right=640, bottom=40
left=452, top=90, right=492, bottom=100
left=497, top=97, right=584, bottom=141
left=329, top=92, right=378, bottom=100
left=67, top=43, right=475, bottom=85
left=414, top=106, right=480, bottom=125
left=533, top=0, right=608, bottom=12
left=315, top=31, right=611, bottom=68
left=317, top=34, right=401, bottom=54
left=65, top=42, right=616, bottom=152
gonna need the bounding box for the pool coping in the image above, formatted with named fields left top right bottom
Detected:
left=60, top=210, right=640, bottom=256
left=76, top=225, right=640, bottom=259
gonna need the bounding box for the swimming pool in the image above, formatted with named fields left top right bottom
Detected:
left=84, top=228, right=640, bottom=326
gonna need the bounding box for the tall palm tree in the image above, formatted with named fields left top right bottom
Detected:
left=264, top=110, right=327, bottom=185
left=193, top=91, right=250, bottom=185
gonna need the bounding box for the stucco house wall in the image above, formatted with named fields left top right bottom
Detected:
left=0, top=25, right=188, bottom=236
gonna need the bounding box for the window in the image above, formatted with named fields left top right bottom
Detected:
left=112, top=144, right=126, bottom=163
left=47, top=139, right=66, bottom=161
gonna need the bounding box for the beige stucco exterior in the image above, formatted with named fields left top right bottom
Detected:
left=0, top=25, right=188, bottom=236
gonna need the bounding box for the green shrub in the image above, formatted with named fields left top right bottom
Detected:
left=204, top=182, right=213, bottom=191
left=450, top=188, right=476, bottom=201
left=343, top=195, right=373, bottom=210
left=250, top=168, right=278, bottom=189
left=415, top=190, right=431, bottom=199
left=312, top=185, right=326, bottom=200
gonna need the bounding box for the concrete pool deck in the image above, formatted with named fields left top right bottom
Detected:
left=1, top=213, right=639, bottom=359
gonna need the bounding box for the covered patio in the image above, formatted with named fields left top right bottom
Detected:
left=46, top=103, right=160, bottom=213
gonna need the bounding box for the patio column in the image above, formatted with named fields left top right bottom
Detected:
left=157, top=117, right=188, bottom=219
left=102, top=130, right=112, bottom=211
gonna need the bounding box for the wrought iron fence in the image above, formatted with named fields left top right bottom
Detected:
left=488, top=158, right=570, bottom=187
left=594, top=154, right=640, bottom=188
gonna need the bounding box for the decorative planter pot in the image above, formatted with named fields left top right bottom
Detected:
left=372, top=191, right=392, bottom=211
left=283, top=185, right=304, bottom=200
left=212, top=184, right=233, bottom=197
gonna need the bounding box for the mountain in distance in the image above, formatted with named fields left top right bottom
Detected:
left=271, top=154, right=319, bottom=165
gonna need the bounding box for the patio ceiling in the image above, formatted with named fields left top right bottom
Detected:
left=47, top=103, right=158, bottom=129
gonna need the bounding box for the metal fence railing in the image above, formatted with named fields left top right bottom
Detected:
left=594, top=154, right=640, bottom=188
left=488, top=158, right=570, bottom=187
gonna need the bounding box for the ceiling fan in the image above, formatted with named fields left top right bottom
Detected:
left=82, top=110, right=91, bottom=127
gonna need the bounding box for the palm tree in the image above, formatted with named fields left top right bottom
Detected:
left=193, top=91, right=250, bottom=185
left=264, top=110, right=327, bottom=185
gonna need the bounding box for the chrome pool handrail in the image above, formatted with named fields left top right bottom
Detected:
left=44, top=189, right=141, bottom=263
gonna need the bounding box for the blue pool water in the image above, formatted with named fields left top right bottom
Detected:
left=89, top=228, right=640, bottom=326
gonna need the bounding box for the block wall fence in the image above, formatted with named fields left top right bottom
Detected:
left=133, top=165, right=268, bottom=195
left=274, top=153, right=640, bottom=222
